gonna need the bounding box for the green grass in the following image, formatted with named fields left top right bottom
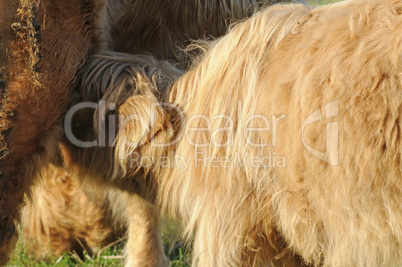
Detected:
left=7, top=235, right=126, bottom=267
left=7, top=221, right=190, bottom=267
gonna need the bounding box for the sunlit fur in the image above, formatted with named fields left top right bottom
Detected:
left=22, top=164, right=118, bottom=258
left=76, top=0, right=401, bottom=266
left=0, top=0, right=280, bottom=264
left=163, top=1, right=401, bottom=265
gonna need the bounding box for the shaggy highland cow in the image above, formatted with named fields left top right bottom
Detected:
left=66, top=0, right=401, bottom=266
left=0, top=0, right=282, bottom=264
left=22, top=164, right=119, bottom=258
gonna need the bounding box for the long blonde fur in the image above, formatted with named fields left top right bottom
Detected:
left=163, top=1, right=401, bottom=265
left=164, top=4, right=313, bottom=266
left=93, top=0, right=401, bottom=266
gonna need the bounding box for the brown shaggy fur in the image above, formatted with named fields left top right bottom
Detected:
left=0, top=0, right=283, bottom=265
left=0, top=0, right=103, bottom=263
left=67, top=0, right=401, bottom=266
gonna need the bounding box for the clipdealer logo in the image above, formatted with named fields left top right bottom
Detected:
left=302, top=100, right=339, bottom=166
